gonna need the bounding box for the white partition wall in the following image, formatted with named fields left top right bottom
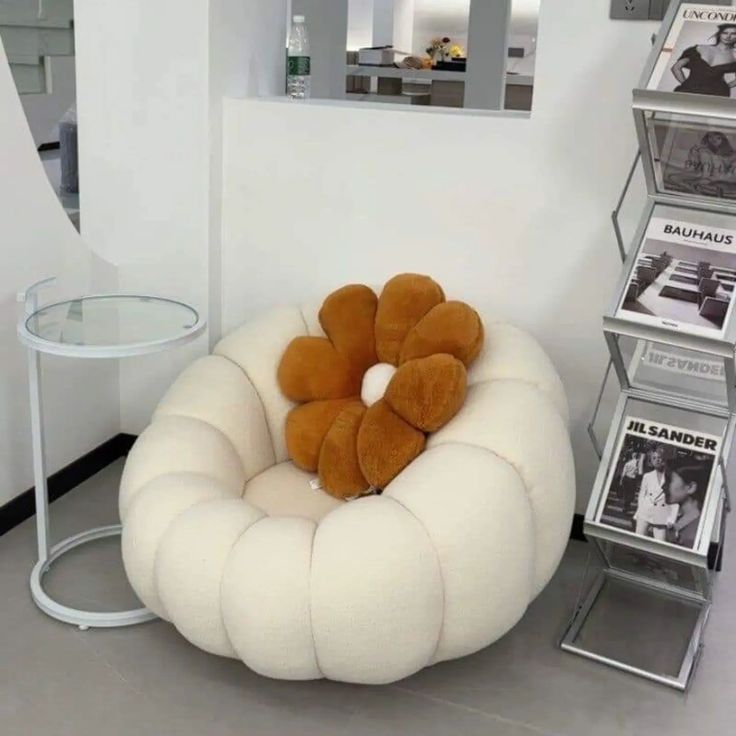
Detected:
left=219, top=0, right=657, bottom=512
left=74, top=0, right=287, bottom=433
left=0, top=35, right=119, bottom=506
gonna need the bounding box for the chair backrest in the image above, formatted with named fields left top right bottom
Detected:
left=625, top=281, right=639, bottom=301
left=699, top=278, right=720, bottom=297
left=637, top=265, right=656, bottom=284
left=700, top=296, right=729, bottom=321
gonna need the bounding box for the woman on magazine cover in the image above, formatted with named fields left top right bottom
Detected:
left=670, top=24, right=736, bottom=97
left=665, top=465, right=705, bottom=549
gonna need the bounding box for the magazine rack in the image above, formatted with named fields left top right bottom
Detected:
left=562, top=0, right=736, bottom=691
left=634, top=1, right=736, bottom=215
left=604, top=199, right=736, bottom=415
left=562, top=387, right=734, bottom=690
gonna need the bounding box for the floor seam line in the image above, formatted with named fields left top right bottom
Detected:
left=391, top=684, right=564, bottom=736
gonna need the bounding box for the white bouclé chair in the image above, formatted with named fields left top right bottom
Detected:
left=119, top=300, right=575, bottom=684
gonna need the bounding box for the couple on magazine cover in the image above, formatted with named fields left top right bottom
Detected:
left=611, top=441, right=710, bottom=549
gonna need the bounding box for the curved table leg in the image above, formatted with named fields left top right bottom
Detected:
left=29, top=524, right=157, bottom=629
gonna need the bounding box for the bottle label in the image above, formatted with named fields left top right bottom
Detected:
left=288, top=56, right=311, bottom=76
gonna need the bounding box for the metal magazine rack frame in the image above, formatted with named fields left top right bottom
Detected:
left=633, top=1, right=736, bottom=218
left=562, top=382, right=733, bottom=690
left=605, top=198, right=736, bottom=416
left=562, top=0, right=736, bottom=691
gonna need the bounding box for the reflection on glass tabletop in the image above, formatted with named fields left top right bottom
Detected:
left=25, top=295, right=201, bottom=348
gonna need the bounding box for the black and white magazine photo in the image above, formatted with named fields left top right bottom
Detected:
left=596, top=416, right=720, bottom=551
left=617, top=212, right=736, bottom=337
left=649, top=120, right=736, bottom=202
left=648, top=3, right=736, bottom=96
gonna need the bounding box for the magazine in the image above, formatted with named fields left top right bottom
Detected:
left=648, top=118, right=736, bottom=203
left=595, top=416, right=720, bottom=552
left=616, top=212, right=736, bottom=338
left=648, top=3, right=736, bottom=96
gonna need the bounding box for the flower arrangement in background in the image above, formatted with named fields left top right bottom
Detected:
left=426, top=36, right=450, bottom=64
left=425, top=37, right=465, bottom=66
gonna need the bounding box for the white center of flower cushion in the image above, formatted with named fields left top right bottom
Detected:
left=361, top=363, right=397, bottom=407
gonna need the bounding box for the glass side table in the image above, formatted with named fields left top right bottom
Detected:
left=16, top=278, right=207, bottom=629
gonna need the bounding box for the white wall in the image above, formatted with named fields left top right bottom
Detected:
left=0, top=36, right=119, bottom=506
left=74, top=0, right=288, bottom=433
left=75, top=0, right=212, bottom=433
left=208, top=0, right=288, bottom=344
left=220, top=0, right=657, bottom=512
left=348, top=0, right=374, bottom=49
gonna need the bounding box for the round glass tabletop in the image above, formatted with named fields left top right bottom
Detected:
left=20, top=295, right=205, bottom=357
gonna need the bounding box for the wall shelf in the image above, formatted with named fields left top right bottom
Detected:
left=346, top=64, right=533, bottom=86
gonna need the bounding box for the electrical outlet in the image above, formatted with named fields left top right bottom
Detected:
left=649, top=0, right=666, bottom=21
left=610, top=0, right=651, bottom=20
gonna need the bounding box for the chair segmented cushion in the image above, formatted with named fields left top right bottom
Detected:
left=119, top=299, right=575, bottom=684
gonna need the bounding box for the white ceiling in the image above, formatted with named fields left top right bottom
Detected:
left=413, top=0, right=540, bottom=36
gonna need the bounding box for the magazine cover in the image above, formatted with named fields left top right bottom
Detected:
left=595, top=416, right=720, bottom=551
left=648, top=119, right=736, bottom=202
left=616, top=213, right=736, bottom=337
left=648, top=3, right=736, bottom=96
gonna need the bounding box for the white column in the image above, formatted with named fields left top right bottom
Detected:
left=292, top=0, right=349, bottom=99
left=348, top=0, right=375, bottom=50
left=393, top=0, right=414, bottom=53
left=465, top=0, right=511, bottom=110
left=372, top=0, right=394, bottom=46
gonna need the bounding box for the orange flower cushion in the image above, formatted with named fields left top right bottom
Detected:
left=277, top=274, right=484, bottom=499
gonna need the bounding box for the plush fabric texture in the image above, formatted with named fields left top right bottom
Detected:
left=119, top=294, right=575, bottom=685
left=357, top=399, right=426, bottom=489
left=317, top=400, right=368, bottom=496
left=244, top=461, right=343, bottom=523
left=375, top=274, right=445, bottom=363
left=278, top=274, right=484, bottom=499
left=385, top=354, right=467, bottom=432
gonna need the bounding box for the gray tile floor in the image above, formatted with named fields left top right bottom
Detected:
left=1, top=460, right=734, bottom=735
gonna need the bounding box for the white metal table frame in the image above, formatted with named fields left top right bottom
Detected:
left=16, top=278, right=207, bottom=629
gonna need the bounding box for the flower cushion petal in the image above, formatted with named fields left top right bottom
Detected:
left=357, top=399, right=426, bottom=489
left=385, top=354, right=467, bottom=433
left=375, top=274, right=446, bottom=365
left=278, top=337, right=362, bottom=402
left=286, top=399, right=357, bottom=472
left=399, top=301, right=484, bottom=367
left=319, top=284, right=378, bottom=374
left=318, top=401, right=370, bottom=499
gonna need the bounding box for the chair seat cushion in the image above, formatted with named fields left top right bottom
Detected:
left=244, top=461, right=344, bottom=523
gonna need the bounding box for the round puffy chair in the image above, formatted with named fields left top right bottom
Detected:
left=119, top=298, right=575, bottom=685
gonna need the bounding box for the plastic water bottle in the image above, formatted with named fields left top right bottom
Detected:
left=287, top=15, right=311, bottom=99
